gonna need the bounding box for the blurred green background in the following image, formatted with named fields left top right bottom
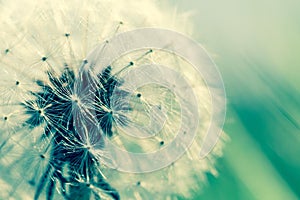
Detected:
left=171, top=0, right=300, bottom=199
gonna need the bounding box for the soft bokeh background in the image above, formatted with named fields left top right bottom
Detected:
left=170, top=0, right=300, bottom=199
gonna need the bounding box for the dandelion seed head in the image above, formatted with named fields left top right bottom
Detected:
left=0, top=0, right=226, bottom=199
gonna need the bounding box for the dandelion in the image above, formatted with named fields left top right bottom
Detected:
left=0, top=0, right=226, bottom=199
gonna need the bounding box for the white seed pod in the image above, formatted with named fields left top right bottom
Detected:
left=0, top=0, right=226, bottom=199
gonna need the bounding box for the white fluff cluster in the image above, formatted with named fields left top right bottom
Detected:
left=0, top=0, right=226, bottom=199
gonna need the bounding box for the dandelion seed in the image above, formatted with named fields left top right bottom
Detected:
left=0, top=0, right=226, bottom=199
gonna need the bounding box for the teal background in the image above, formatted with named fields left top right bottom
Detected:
left=172, top=0, right=300, bottom=199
